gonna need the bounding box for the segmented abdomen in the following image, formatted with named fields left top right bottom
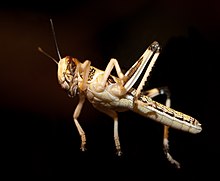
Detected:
left=136, top=95, right=202, bottom=134
left=117, top=89, right=202, bottom=134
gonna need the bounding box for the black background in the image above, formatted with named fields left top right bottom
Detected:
left=1, top=0, right=219, bottom=180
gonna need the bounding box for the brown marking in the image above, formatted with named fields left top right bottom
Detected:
left=88, top=67, right=96, bottom=81
left=123, top=57, right=144, bottom=84
left=146, top=111, right=158, bottom=119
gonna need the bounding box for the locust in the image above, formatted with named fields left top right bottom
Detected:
left=38, top=19, right=202, bottom=169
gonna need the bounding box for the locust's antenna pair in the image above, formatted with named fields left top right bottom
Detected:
left=38, top=19, right=61, bottom=64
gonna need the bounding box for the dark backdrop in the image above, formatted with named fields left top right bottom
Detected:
left=1, top=0, right=219, bottom=180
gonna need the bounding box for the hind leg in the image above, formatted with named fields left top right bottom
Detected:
left=143, top=86, right=181, bottom=168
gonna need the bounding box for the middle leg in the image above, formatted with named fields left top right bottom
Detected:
left=92, top=104, right=122, bottom=156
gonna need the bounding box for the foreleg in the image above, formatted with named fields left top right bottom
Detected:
left=73, top=93, right=87, bottom=151
left=144, top=87, right=181, bottom=168
left=77, top=60, right=91, bottom=91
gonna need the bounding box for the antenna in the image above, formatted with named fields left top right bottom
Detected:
left=38, top=47, right=58, bottom=64
left=50, top=19, right=62, bottom=60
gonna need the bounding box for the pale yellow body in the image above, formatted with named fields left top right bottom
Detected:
left=55, top=41, right=202, bottom=169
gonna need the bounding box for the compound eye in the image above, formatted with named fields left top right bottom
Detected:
left=69, top=61, right=76, bottom=74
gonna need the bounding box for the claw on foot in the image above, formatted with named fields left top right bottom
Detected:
left=116, top=149, right=123, bottom=156
left=163, top=141, right=180, bottom=169
left=80, top=143, right=87, bottom=152
left=80, top=138, right=86, bottom=151
left=164, top=150, right=181, bottom=169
